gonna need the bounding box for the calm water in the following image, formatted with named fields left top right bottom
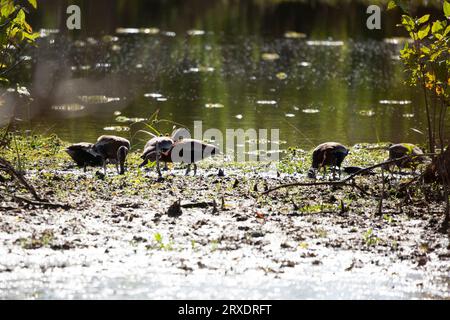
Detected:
left=2, top=0, right=449, bottom=151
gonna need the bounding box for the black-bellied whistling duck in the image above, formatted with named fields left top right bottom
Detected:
left=65, top=142, right=103, bottom=172
left=169, top=138, right=219, bottom=175
left=307, top=142, right=349, bottom=180
left=387, top=143, right=425, bottom=173
left=140, top=128, right=219, bottom=177
left=93, top=135, right=130, bottom=174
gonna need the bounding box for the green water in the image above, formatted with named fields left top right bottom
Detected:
left=4, top=0, right=448, bottom=150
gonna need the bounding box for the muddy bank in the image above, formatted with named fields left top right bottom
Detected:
left=0, top=137, right=449, bottom=299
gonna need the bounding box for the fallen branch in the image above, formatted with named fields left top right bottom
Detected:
left=13, top=195, right=72, bottom=210
left=262, top=154, right=433, bottom=195
left=0, top=157, right=40, bottom=200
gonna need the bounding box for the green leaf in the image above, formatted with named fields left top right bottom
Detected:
left=444, top=1, right=450, bottom=18
left=432, top=20, right=443, bottom=34
left=387, top=1, right=396, bottom=10
left=444, top=25, right=450, bottom=36
left=0, top=1, right=14, bottom=17
left=421, top=46, right=431, bottom=54
left=401, top=15, right=415, bottom=31
left=28, top=0, right=37, bottom=9
left=418, top=24, right=430, bottom=39
left=416, top=14, right=430, bottom=25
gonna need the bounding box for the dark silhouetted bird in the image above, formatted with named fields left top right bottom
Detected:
left=308, top=142, right=349, bottom=180
left=65, top=142, right=103, bottom=172
left=93, top=135, right=130, bottom=174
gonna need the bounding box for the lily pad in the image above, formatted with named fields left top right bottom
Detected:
left=284, top=31, right=307, bottom=39
left=276, top=72, right=288, bottom=80
left=116, top=28, right=139, bottom=34
left=103, top=126, right=130, bottom=132
left=205, top=103, right=224, bottom=109
left=257, top=100, right=277, bottom=105
left=261, top=53, right=280, bottom=61
left=379, top=100, right=411, bottom=105
left=302, top=108, right=320, bottom=114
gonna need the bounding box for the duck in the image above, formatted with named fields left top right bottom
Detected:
left=140, top=128, right=219, bottom=177
left=168, top=138, right=220, bottom=175
left=387, top=143, right=425, bottom=173
left=65, top=142, right=103, bottom=172
left=93, top=135, right=130, bottom=174
left=307, top=142, right=349, bottom=180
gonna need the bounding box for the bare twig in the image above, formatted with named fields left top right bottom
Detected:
left=262, top=154, right=433, bottom=195
left=13, top=195, right=72, bottom=210
left=0, top=157, right=40, bottom=200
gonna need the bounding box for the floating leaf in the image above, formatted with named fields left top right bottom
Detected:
left=187, top=30, right=205, bottom=36
left=256, top=100, right=277, bottom=105
left=104, top=126, right=130, bottom=132
left=261, top=53, right=280, bottom=61
left=379, top=100, right=411, bottom=105
left=285, top=113, right=295, bottom=118
left=359, top=110, right=376, bottom=117
left=116, top=28, right=139, bottom=34
left=284, top=31, right=306, bottom=39
left=235, top=114, right=243, bottom=119
left=276, top=72, right=288, bottom=80
left=139, top=28, right=160, bottom=35
left=205, top=103, right=224, bottom=109
left=302, top=108, right=319, bottom=114
left=144, top=93, right=163, bottom=98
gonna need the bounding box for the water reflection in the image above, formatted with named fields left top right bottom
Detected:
left=5, top=0, right=449, bottom=150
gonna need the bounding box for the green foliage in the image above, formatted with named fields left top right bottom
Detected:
left=363, top=228, right=381, bottom=246
left=0, top=0, right=39, bottom=82
left=398, top=1, right=450, bottom=152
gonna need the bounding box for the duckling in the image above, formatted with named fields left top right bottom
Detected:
left=93, top=135, right=130, bottom=174
left=387, top=143, right=425, bottom=174
left=308, top=142, right=349, bottom=180
left=65, top=142, right=103, bottom=172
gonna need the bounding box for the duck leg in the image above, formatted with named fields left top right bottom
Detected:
left=185, top=164, right=191, bottom=176
left=156, top=144, right=162, bottom=178
left=193, top=163, right=197, bottom=176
